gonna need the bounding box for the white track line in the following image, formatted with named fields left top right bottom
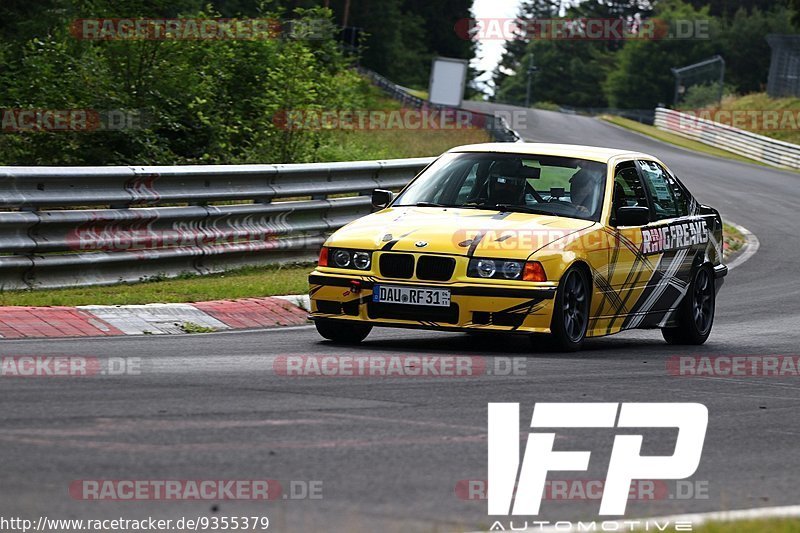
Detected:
left=469, top=504, right=800, bottom=532
left=274, top=294, right=311, bottom=311
left=78, top=303, right=231, bottom=335
left=725, top=221, right=760, bottom=272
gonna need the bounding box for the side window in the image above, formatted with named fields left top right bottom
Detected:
left=612, top=161, right=648, bottom=211
left=638, top=160, right=679, bottom=220
left=666, top=172, right=691, bottom=217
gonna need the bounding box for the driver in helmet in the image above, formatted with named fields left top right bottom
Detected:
left=569, top=168, right=601, bottom=215
left=487, top=159, right=526, bottom=205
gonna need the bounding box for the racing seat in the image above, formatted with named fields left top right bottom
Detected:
left=613, top=182, right=628, bottom=211
left=611, top=182, right=628, bottom=225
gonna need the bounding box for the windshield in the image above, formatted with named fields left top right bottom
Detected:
left=394, top=152, right=608, bottom=221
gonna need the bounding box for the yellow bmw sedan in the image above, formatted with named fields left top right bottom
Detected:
left=308, top=143, right=727, bottom=351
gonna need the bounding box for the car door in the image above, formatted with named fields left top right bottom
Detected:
left=598, top=160, right=655, bottom=334
left=623, top=159, right=711, bottom=328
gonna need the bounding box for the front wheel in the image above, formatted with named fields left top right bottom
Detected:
left=536, top=267, right=590, bottom=352
left=314, top=319, right=372, bottom=344
left=662, top=265, right=715, bottom=345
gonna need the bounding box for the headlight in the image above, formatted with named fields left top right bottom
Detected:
left=352, top=251, right=371, bottom=270
left=332, top=249, right=351, bottom=268
left=475, top=259, right=496, bottom=278
left=468, top=258, right=544, bottom=281
left=502, top=260, right=522, bottom=279
left=322, top=248, right=373, bottom=270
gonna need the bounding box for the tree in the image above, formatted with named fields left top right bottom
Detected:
left=604, top=0, right=716, bottom=109
left=568, top=0, right=652, bottom=19
left=566, top=0, right=654, bottom=52
left=0, top=2, right=365, bottom=165
left=326, top=0, right=474, bottom=88
left=687, top=0, right=787, bottom=20
left=717, top=6, right=796, bottom=94
left=492, top=0, right=656, bottom=106
left=496, top=40, right=614, bottom=107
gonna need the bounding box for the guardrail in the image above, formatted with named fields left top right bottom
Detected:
left=0, top=158, right=434, bottom=290
left=358, top=67, right=522, bottom=143
left=654, top=107, right=800, bottom=170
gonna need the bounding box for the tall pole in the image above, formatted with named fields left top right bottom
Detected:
left=342, top=0, right=351, bottom=28
left=525, top=55, right=538, bottom=108
left=671, top=68, right=680, bottom=106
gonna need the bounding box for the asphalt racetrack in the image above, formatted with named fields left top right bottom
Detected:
left=2, top=103, right=799, bottom=532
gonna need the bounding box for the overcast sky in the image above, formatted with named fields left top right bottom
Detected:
left=470, top=0, right=522, bottom=91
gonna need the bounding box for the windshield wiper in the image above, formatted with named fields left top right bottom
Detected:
left=413, top=201, right=450, bottom=207
left=460, top=202, right=551, bottom=215
left=494, top=204, right=552, bottom=215
left=394, top=201, right=453, bottom=207
left=398, top=202, right=551, bottom=214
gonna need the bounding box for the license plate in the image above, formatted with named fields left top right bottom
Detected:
left=373, top=285, right=451, bottom=307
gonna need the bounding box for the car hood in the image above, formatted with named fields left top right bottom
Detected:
left=325, top=206, right=597, bottom=259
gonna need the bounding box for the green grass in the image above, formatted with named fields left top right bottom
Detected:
left=600, top=115, right=770, bottom=167
left=315, top=82, right=491, bottom=161
left=0, top=264, right=314, bottom=307
left=317, top=124, right=490, bottom=161
left=404, top=87, right=429, bottom=100
left=180, top=321, right=218, bottom=334
left=533, top=101, right=561, bottom=111
left=723, top=222, right=745, bottom=257
left=677, top=518, right=800, bottom=532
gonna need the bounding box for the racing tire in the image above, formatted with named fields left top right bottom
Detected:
left=661, top=265, right=715, bottom=345
left=314, top=319, right=372, bottom=344
left=536, top=267, right=590, bottom=352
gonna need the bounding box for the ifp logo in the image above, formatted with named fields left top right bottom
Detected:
left=487, top=402, right=708, bottom=516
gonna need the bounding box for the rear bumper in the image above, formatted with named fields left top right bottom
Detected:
left=308, top=272, right=558, bottom=334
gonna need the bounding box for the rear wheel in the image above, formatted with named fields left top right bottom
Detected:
left=535, top=267, right=590, bottom=352
left=314, top=319, right=372, bottom=344
left=662, top=265, right=715, bottom=345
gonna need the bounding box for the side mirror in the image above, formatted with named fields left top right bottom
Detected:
left=616, top=205, right=650, bottom=226
left=371, top=189, right=393, bottom=209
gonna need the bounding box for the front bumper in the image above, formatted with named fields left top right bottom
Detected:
left=713, top=264, right=727, bottom=293
left=308, top=272, right=558, bottom=334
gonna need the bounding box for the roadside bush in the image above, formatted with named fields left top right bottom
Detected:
left=0, top=7, right=365, bottom=165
